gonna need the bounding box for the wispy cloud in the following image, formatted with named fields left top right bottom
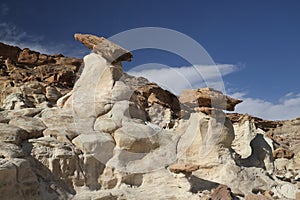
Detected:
left=0, top=3, right=9, bottom=16
left=0, top=22, right=88, bottom=57
left=230, top=92, right=300, bottom=120
left=0, top=22, right=52, bottom=54
left=127, top=64, right=237, bottom=95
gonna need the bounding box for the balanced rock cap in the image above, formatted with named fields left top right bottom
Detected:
left=74, top=33, right=133, bottom=63
left=179, top=87, right=242, bottom=111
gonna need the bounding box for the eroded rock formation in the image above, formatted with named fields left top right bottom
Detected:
left=0, top=42, right=82, bottom=109
left=0, top=34, right=299, bottom=200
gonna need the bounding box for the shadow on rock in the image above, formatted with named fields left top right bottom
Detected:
left=235, top=134, right=274, bottom=169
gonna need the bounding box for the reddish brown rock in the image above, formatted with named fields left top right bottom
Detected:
left=74, top=33, right=133, bottom=63
left=131, top=83, right=181, bottom=124
left=17, top=48, right=39, bottom=65
left=0, top=42, right=82, bottom=108
left=211, top=185, right=234, bottom=200
left=168, top=163, right=199, bottom=174
left=196, top=107, right=226, bottom=118
left=0, top=42, right=21, bottom=61
left=134, top=83, right=180, bottom=110
left=179, top=88, right=242, bottom=111
left=273, top=147, right=294, bottom=159
left=245, top=194, right=272, bottom=200
left=296, top=192, right=300, bottom=200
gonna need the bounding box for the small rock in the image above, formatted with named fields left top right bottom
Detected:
left=94, top=117, right=118, bottom=133
left=9, top=116, right=46, bottom=138
left=0, top=123, right=28, bottom=145
left=17, top=48, right=39, bottom=65
left=273, top=147, right=294, bottom=159
left=1, top=93, right=28, bottom=110
left=0, top=141, right=24, bottom=158
left=274, top=158, right=290, bottom=171
left=46, top=86, right=62, bottom=103
left=0, top=108, right=43, bottom=123
left=211, top=184, right=234, bottom=200
left=43, top=128, right=78, bottom=142
left=245, top=194, right=272, bottom=200
left=168, top=163, right=199, bottom=174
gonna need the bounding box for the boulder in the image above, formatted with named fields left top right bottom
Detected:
left=0, top=158, right=45, bottom=200
left=0, top=107, right=43, bottom=123
left=1, top=93, right=29, bottom=110
left=211, top=185, right=234, bottom=200
left=43, top=128, right=78, bottom=142
left=39, top=108, right=75, bottom=130
left=273, top=147, right=294, bottom=159
left=72, top=133, right=115, bottom=164
left=45, top=86, right=62, bottom=103
left=23, top=136, right=84, bottom=193
left=0, top=159, right=24, bottom=200
left=9, top=116, right=46, bottom=138
left=132, top=83, right=180, bottom=128
left=0, top=141, right=24, bottom=158
left=74, top=33, right=133, bottom=63
left=17, top=48, right=39, bottom=65
left=113, top=122, right=160, bottom=153
left=177, top=112, right=235, bottom=165
left=94, top=117, right=119, bottom=133
left=179, top=87, right=242, bottom=111
left=0, top=123, right=28, bottom=145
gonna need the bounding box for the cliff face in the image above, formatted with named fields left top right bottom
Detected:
left=0, top=35, right=299, bottom=200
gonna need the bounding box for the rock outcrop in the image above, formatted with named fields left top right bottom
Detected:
left=179, top=87, right=242, bottom=111
left=0, top=42, right=82, bottom=109
left=0, top=34, right=299, bottom=200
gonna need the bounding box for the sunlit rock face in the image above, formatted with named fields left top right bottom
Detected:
left=0, top=34, right=299, bottom=200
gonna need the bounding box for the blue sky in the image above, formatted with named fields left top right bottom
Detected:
left=0, top=0, right=300, bottom=120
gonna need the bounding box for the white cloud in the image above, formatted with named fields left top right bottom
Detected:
left=127, top=64, right=300, bottom=120
left=0, top=4, right=9, bottom=16
left=127, top=63, right=237, bottom=95
left=230, top=92, right=300, bottom=120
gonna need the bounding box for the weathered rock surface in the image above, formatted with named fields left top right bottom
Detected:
left=0, top=34, right=299, bottom=200
left=74, top=33, right=133, bottom=63
left=9, top=116, right=46, bottom=138
left=211, top=184, right=235, bottom=200
left=179, top=87, right=242, bottom=111
left=0, top=123, right=28, bottom=145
